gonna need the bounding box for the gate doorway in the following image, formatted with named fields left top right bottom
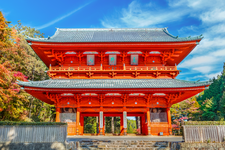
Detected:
left=105, top=117, right=121, bottom=136
left=127, top=116, right=140, bottom=135
left=81, top=113, right=99, bottom=136
left=83, top=116, right=98, bottom=135
left=127, top=113, right=146, bottom=135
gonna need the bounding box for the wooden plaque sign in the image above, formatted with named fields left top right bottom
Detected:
left=131, top=55, right=138, bottom=65
left=87, top=55, right=95, bottom=66
left=109, top=55, right=117, bottom=65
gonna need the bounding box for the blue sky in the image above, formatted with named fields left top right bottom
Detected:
left=1, top=0, right=225, bottom=81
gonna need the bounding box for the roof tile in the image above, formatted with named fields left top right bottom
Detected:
left=26, top=28, right=203, bottom=43
left=17, top=79, right=210, bottom=89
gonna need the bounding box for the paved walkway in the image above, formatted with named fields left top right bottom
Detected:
left=67, top=135, right=184, bottom=142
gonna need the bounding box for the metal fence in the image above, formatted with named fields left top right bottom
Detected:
left=0, top=125, right=67, bottom=143
left=183, top=125, right=225, bottom=142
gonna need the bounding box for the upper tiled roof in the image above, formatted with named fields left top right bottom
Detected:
left=17, top=79, right=210, bottom=89
left=26, top=28, right=203, bottom=43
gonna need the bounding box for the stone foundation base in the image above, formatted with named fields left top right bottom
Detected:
left=66, top=141, right=171, bottom=150
left=180, top=143, right=225, bottom=150
left=4, top=141, right=224, bottom=150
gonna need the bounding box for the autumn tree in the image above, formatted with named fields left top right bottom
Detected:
left=0, top=11, right=11, bottom=48
left=0, top=12, right=54, bottom=122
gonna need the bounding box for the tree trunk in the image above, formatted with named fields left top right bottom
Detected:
left=29, top=98, right=33, bottom=118
left=135, top=117, right=138, bottom=128
left=96, top=117, right=99, bottom=134
left=111, top=117, right=114, bottom=134
left=135, top=116, right=141, bottom=134
left=138, top=116, right=141, bottom=134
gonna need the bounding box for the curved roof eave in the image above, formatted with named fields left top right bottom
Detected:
left=17, top=79, right=211, bottom=89
left=25, top=28, right=203, bottom=43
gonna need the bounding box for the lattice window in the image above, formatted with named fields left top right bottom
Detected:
left=109, top=55, right=117, bottom=65
left=131, top=55, right=138, bottom=65
left=151, top=112, right=167, bottom=122
left=87, top=55, right=95, bottom=65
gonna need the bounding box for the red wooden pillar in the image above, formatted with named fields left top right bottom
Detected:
left=76, top=108, right=80, bottom=135
left=146, top=108, right=151, bottom=135
left=167, top=107, right=172, bottom=135
left=80, top=114, right=84, bottom=135
left=120, top=114, right=124, bottom=135
left=55, top=107, right=60, bottom=122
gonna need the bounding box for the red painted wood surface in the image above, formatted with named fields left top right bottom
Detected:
left=23, top=37, right=207, bottom=136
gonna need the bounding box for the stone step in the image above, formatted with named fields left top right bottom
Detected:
left=66, top=141, right=171, bottom=150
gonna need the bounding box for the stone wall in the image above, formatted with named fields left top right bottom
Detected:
left=180, top=142, right=225, bottom=150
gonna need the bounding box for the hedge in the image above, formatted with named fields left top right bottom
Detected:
left=184, top=121, right=225, bottom=125
left=0, top=121, right=67, bottom=126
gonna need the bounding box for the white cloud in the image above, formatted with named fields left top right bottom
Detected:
left=101, top=0, right=225, bottom=80
left=192, top=66, right=212, bottom=74
left=200, top=9, right=225, bottom=24
left=179, top=55, right=217, bottom=68
left=101, top=1, right=188, bottom=28
left=36, top=2, right=91, bottom=30
left=205, top=72, right=221, bottom=79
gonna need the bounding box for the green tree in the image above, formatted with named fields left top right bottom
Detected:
left=196, top=63, right=225, bottom=121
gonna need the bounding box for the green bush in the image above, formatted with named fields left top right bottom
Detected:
left=0, top=121, right=67, bottom=126
left=184, top=121, right=225, bottom=125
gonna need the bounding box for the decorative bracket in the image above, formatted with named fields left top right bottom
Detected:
left=50, top=49, right=66, bottom=66
left=153, top=71, right=161, bottom=78
left=121, top=94, right=129, bottom=106
left=98, top=94, right=105, bottom=106
left=144, top=94, right=152, bottom=106
left=120, top=51, right=127, bottom=64
left=47, top=72, right=56, bottom=78
left=160, top=49, right=176, bottom=65
left=86, top=72, right=94, bottom=78
left=109, top=72, right=117, bottom=78
left=165, top=92, right=182, bottom=107
left=170, top=72, right=176, bottom=79
left=142, top=51, right=149, bottom=65
left=46, top=92, right=62, bottom=107
left=132, top=71, right=140, bottom=78
left=65, top=72, right=73, bottom=78
left=76, top=51, right=83, bottom=65
left=74, top=94, right=82, bottom=107
left=98, top=51, right=105, bottom=64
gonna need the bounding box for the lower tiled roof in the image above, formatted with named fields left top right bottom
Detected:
left=17, top=79, right=210, bottom=89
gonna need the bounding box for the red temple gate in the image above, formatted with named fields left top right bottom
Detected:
left=18, top=28, right=210, bottom=136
